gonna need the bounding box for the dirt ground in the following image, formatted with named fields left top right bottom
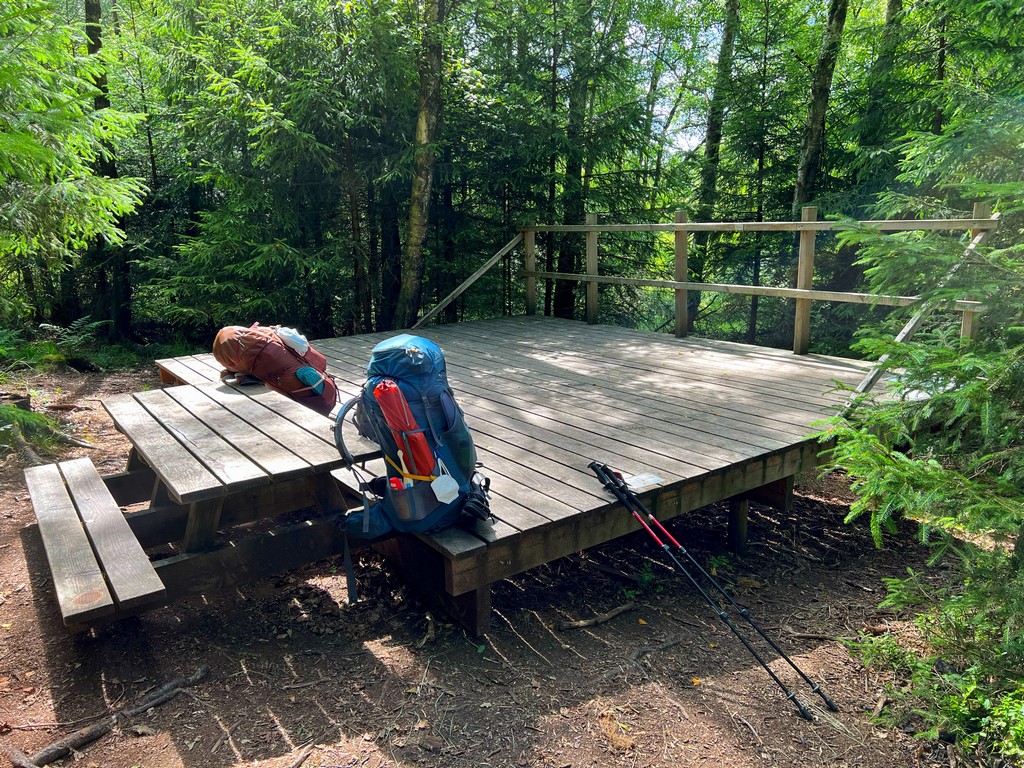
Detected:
left=0, top=368, right=954, bottom=768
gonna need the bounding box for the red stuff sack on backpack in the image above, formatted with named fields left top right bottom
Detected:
left=212, top=324, right=338, bottom=416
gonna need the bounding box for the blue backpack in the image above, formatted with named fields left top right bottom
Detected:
left=334, top=334, right=489, bottom=541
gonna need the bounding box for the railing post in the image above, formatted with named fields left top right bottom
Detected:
left=793, top=206, right=817, bottom=354
left=585, top=212, right=599, bottom=324
left=960, top=201, right=990, bottom=340
left=524, top=226, right=537, bottom=316
left=674, top=210, right=688, bottom=337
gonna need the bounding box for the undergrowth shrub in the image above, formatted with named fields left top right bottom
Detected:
left=851, top=560, right=1024, bottom=762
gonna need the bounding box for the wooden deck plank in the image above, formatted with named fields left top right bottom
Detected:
left=390, top=328, right=829, bottom=437
left=24, top=463, right=115, bottom=624
left=102, top=394, right=223, bottom=503
left=319, top=337, right=805, bottom=454
left=158, top=356, right=381, bottom=462
left=219, top=380, right=347, bottom=441
left=132, top=389, right=269, bottom=493
left=476, top=315, right=870, bottom=381
left=320, top=350, right=711, bottom=479
left=444, top=318, right=860, bottom=404
left=172, top=354, right=224, bottom=382
left=319, top=352, right=689, bottom=512
left=59, top=458, right=166, bottom=610
left=468, top=315, right=867, bottom=379
left=435, top=323, right=845, bottom=428
left=456, top=375, right=763, bottom=468
left=459, top=361, right=803, bottom=451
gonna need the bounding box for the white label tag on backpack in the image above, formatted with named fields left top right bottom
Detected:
left=431, top=474, right=460, bottom=504
left=430, top=456, right=460, bottom=503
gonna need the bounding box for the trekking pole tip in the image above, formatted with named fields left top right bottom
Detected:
left=810, top=684, right=839, bottom=712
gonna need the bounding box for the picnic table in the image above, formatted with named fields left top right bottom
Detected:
left=24, top=379, right=374, bottom=629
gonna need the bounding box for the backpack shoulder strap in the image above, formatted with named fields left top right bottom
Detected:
left=334, top=396, right=361, bottom=467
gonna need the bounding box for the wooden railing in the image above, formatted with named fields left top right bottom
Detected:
left=414, top=203, right=999, bottom=363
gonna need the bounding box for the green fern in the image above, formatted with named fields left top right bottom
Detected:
left=0, top=403, right=58, bottom=452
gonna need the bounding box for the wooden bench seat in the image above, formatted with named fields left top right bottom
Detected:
left=24, top=458, right=166, bottom=627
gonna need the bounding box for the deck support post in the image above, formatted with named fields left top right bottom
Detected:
left=304, top=473, right=351, bottom=516
left=793, top=206, right=817, bottom=354
left=747, top=475, right=795, bottom=512
left=585, top=213, right=599, bottom=324
left=674, top=210, right=689, bottom=337
left=961, top=201, right=990, bottom=340
left=728, top=495, right=749, bottom=555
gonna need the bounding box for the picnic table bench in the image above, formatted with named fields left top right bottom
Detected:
left=23, top=379, right=377, bottom=630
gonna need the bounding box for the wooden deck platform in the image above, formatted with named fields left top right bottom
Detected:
left=159, top=315, right=870, bottom=634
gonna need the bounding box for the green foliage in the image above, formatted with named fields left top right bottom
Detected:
left=0, top=0, right=146, bottom=322
left=0, top=403, right=59, bottom=453
left=850, top=560, right=1024, bottom=758
left=820, top=80, right=1024, bottom=759
left=0, top=328, right=24, bottom=363
left=38, top=318, right=110, bottom=356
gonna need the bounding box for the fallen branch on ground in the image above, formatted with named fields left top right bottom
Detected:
left=0, top=745, right=35, bottom=768
left=630, top=636, right=685, bottom=662
left=784, top=630, right=854, bottom=642
left=557, top=602, right=635, bottom=631
left=53, top=432, right=96, bottom=450
left=4, top=666, right=210, bottom=768
left=287, top=744, right=315, bottom=768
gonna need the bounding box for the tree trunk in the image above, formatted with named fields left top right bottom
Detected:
left=932, top=18, right=946, bottom=135
left=345, top=139, right=371, bottom=334
left=748, top=131, right=766, bottom=345
left=366, top=181, right=380, bottom=330
left=85, top=0, right=131, bottom=342
left=395, top=0, right=445, bottom=329
left=554, top=1, right=591, bottom=320
left=554, top=98, right=584, bottom=318
left=856, top=0, right=903, bottom=196
left=442, top=145, right=458, bottom=324
left=377, top=188, right=402, bottom=331
left=695, top=0, right=740, bottom=225
left=545, top=0, right=560, bottom=317
left=692, top=0, right=740, bottom=328
left=792, top=0, right=849, bottom=214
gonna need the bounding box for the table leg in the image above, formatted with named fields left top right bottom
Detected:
left=304, top=473, right=351, bottom=516
left=182, top=497, right=224, bottom=552
left=101, top=448, right=158, bottom=505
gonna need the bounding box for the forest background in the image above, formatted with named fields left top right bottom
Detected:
left=2, top=0, right=1024, bottom=761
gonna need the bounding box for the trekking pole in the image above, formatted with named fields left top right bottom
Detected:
left=589, top=461, right=816, bottom=721
left=597, top=463, right=838, bottom=714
